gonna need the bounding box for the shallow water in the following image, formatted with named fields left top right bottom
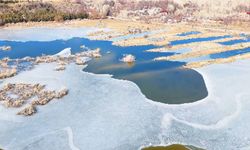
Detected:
left=176, top=31, right=201, bottom=37
left=170, top=35, right=231, bottom=46
left=218, top=37, right=250, bottom=45
left=183, top=47, right=250, bottom=62
left=219, top=39, right=250, bottom=45
left=210, top=47, right=250, bottom=59
left=0, top=37, right=207, bottom=104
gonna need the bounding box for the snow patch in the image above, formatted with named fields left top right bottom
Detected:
left=54, top=48, right=72, bottom=57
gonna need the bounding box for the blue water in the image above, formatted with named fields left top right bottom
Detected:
left=210, top=47, right=250, bottom=59
left=218, top=38, right=250, bottom=45
left=240, top=33, right=250, bottom=38
left=0, top=38, right=92, bottom=59
left=0, top=37, right=208, bottom=104
left=182, top=46, right=250, bottom=63
left=170, top=35, right=231, bottom=46
left=177, top=31, right=201, bottom=37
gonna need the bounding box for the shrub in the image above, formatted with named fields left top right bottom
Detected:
left=54, top=14, right=64, bottom=22
left=0, top=19, right=4, bottom=26
left=88, top=9, right=103, bottom=19
left=0, top=2, right=89, bottom=25
left=143, top=34, right=149, bottom=38
left=234, top=4, right=250, bottom=13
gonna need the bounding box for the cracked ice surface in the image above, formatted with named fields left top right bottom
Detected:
left=1, top=59, right=250, bottom=150
left=0, top=63, right=162, bottom=150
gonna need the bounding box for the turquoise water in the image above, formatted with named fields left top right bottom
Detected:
left=0, top=37, right=208, bottom=104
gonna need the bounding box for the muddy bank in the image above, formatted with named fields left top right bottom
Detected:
left=142, top=144, right=189, bottom=150
left=141, top=144, right=204, bottom=150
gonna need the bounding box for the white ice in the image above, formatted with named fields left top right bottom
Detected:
left=0, top=27, right=109, bottom=42
left=0, top=58, right=250, bottom=150
left=54, top=48, right=72, bottom=57
left=0, top=63, right=162, bottom=150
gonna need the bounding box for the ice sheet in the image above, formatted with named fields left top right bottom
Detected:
left=0, top=27, right=108, bottom=42
left=1, top=58, right=250, bottom=150
left=0, top=63, right=162, bottom=150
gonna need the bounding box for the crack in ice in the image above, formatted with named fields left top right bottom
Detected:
left=162, top=91, right=245, bottom=130
left=63, top=127, right=80, bottom=150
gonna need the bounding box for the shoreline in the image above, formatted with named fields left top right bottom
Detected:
left=2, top=19, right=250, bottom=34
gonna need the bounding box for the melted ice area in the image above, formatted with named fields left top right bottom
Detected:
left=0, top=58, right=250, bottom=150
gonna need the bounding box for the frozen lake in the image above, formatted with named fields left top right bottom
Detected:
left=1, top=27, right=250, bottom=150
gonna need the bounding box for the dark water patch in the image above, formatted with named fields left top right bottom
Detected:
left=210, top=47, right=250, bottom=59
left=83, top=41, right=208, bottom=104
left=0, top=37, right=208, bottom=104
left=170, top=35, right=231, bottom=46
left=87, top=58, right=207, bottom=104
left=177, top=31, right=201, bottom=37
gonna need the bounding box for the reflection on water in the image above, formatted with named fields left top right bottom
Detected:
left=0, top=37, right=208, bottom=104
left=87, top=56, right=207, bottom=104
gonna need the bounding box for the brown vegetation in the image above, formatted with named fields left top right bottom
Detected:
left=0, top=58, right=17, bottom=79
left=0, top=0, right=249, bottom=25
left=0, top=1, right=88, bottom=26
left=0, top=83, right=69, bottom=116
left=0, top=46, right=11, bottom=51
left=17, top=105, right=36, bottom=116
left=0, top=48, right=100, bottom=79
